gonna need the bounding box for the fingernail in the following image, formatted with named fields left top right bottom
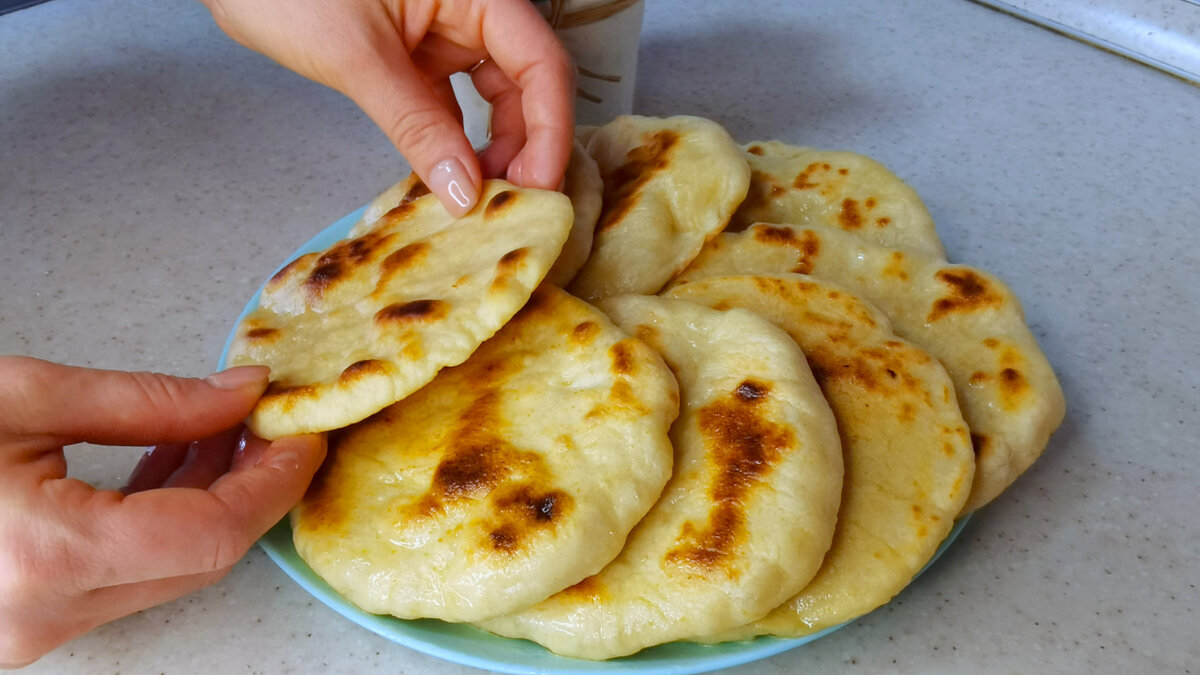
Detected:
left=506, top=157, right=525, bottom=186
left=269, top=448, right=301, bottom=471
left=427, top=158, right=478, bottom=217
left=206, top=365, right=270, bottom=390
left=233, top=430, right=267, bottom=469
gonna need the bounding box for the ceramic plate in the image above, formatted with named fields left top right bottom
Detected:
left=218, top=205, right=972, bottom=675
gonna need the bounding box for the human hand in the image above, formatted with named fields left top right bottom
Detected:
left=202, top=0, right=576, bottom=216
left=0, top=357, right=326, bottom=668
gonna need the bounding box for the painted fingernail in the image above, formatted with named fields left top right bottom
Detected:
left=205, top=365, right=269, bottom=390
left=427, top=157, right=478, bottom=217
left=506, top=157, right=525, bottom=186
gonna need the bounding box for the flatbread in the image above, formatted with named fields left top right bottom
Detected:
left=351, top=139, right=602, bottom=288
left=671, top=223, right=1065, bottom=512
left=666, top=274, right=974, bottom=639
left=729, top=141, right=944, bottom=258
left=478, top=295, right=843, bottom=659
left=567, top=115, right=751, bottom=301
left=291, top=286, right=679, bottom=622
left=350, top=173, right=429, bottom=238
left=226, top=180, right=573, bottom=439
left=544, top=138, right=603, bottom=287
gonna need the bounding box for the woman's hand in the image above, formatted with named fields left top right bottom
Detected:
left=0, top=357, right=326, bottom=668
left=202, top=0, right=576, bottom=216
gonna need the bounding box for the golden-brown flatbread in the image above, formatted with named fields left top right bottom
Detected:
left=351, top=139, right=600, bottom=288
left=671, top=223, right=1064, bottom=512
left=478, top=295, right=843, bottom=659
left=567, top=115, right=751, bottom=301
left=291, top=286, right=679, bottom=622
left=666, top=274, right=973, bottom=639
left=226, top=180, right=572, bottom=439
left=729, top=141, right=945, bottom=258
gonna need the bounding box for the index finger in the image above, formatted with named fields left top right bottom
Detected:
left=478, top=0, right=575, bottom=190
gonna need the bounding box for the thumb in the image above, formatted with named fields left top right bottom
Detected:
left=0, top=356, right=268, bottom=446
left=342, top=50, right=482, bottom=217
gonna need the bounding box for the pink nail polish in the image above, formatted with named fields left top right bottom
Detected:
left=428, top=158, right=479, bottom=217
left=506, top=157, right=525, bottom=187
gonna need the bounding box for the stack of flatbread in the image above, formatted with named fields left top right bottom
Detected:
left=226, top=115, right=1065, bottom=660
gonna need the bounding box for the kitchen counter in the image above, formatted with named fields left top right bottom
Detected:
left=2, top=0, right=1197, bottom=673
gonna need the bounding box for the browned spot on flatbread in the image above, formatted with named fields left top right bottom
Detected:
left=610, top=339, right=638, bottom=375
left=752, top=224, right=799, bottom=246
left=485, top=484, right=574, bottom=555
left=587, top=338, right=653, bottom=420
left=561, top=574, right=608, bottom=601
left=374, top=299, right=448, bottom=325
left=421, top=429, right=507, bottom=505
left=883, top=251, right=910, bottom=280
left=571, top=320, right=600, bottom=345
left=259, top=382, right=319, bottom=415
left=971, top=432, right=990, bottom=459
left=999, top=367, right=1029, bottom=407
left=746, top=145, right=765, bottom=156
left=302, top=261, right=343, bottom=303
left=665, top=379, right=791, bottom=575
left=302, top=231, right=394, bottom=304
left=338, top=359, right=387, bottom=383
left=488, top=525, right=518, bottom=551
left=735, top=380, right=768, bottom=401
left=380, top=179, right=432, bottom=221
left=838, top=198, right=864, bottom=230
left=493, top=484, right=570, bottom=524
left=633, top=324, right=660, bottom=348
left=485, top=190, right=518, bottom=218
left=751, top=224, right=822, bottom=274
left=498, top=247, right=529, bottom=272
left=793, top=162, right=820, bottom=189
left=838, top=168, right=850, bottom=176
left=876, top=217, right=891, bottom=228
left=404, top=179, right=431, bottom=201
left=911, top=504, right=930, bottom=538
left=383, top=357, right=573, bottom=555
left=244, top=327, right=279, bottom=341
left=927, top=269, right=1005, bottom=322
left=382, top=242, right=430, bottom=275
left=383, top=200, right=419, bottom=221
left=807, top=344, right=932, bottom=413
left=612, top=380, right=643, bottom=409
left=490, top=248, right=531, bottom=293
left=596, top=130, right=680, bottom=233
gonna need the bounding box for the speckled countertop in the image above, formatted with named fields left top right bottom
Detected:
left=2, top=0, right=1198, bottom=673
